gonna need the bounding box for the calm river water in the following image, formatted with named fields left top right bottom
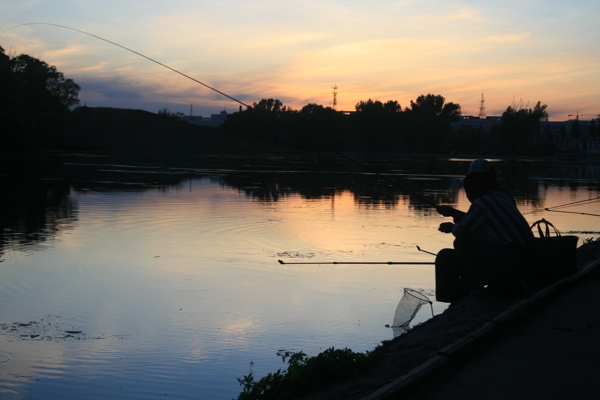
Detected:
left=1, top=155, right=599, bottom=399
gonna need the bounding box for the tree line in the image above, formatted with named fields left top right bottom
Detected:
left=3, top=44, right=594, bottom=156
left=222, top=97, right=563, bottom=154
left=222, top=95, right=461, bottom=152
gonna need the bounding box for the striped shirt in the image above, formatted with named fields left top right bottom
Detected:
left=457, top=191, right=533, bottom=249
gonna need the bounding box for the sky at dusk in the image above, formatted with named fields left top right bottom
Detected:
left=1, top=1, right=599, bottom=121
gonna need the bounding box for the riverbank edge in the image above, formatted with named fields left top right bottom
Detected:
left=363, top=245, right=600, bottom=400
left=302, top=240, right=600, bottom=400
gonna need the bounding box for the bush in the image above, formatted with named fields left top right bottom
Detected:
left=236, top=347, right=374, bottom=400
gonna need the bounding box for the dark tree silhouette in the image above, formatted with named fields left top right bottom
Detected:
left=351, top=99, right=405, bottom=150
left=405, top=94, right=461, bottom=150
left=407, top=94, right=461, bottom=121
left=498, top=101, right=548, bottom=151
left=0, top=45, right=81, bottom=151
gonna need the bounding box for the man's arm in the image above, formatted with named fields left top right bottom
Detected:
left=437, top=206, right=466, bottom=223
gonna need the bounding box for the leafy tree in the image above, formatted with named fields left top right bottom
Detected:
left=350, top=99, right=405, bottom=150
left=498, top=101, right=548, bottom=151
left=252, top=98, right=289, bottom=116
left=405, top=94, right=461, bottom=150
left=222, top=98, right=296, bottom=145
left=407, top=94, right=461, bottom=121
left=296, top=103, right=345, bottom=149
left=157, top=107, right=185, bottom=121
left=223, top=94, right=462, bottom=152
left=0, top=45, right=81, bottom=151
left=9, top=52, right=80, bottom=113
left=355, top=99, right=401, bottom=117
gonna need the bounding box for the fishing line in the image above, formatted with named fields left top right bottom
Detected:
left=544, top=209, right=600, bottom=217
left=4, top=22, right=438, bottom=208
left=546, top=196, right=600, bottom=210
left=523, top=195, right=600, bottom=215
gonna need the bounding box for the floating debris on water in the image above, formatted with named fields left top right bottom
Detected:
left=276, top=251, right=316, bottom=259
left=0, top=315, right=130, bottom=342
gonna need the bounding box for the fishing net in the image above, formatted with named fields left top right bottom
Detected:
left=391, top=288, right=433, bottom=337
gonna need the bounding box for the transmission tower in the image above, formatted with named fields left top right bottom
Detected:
left=478, top=93, right=486, bottom=119
left=332, top=85, right=338, bottom=110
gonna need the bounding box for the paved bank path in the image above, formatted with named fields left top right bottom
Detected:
left=397, top=254, right=600, bottom=400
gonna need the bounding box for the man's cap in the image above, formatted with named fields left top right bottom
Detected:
left=467, top=159, right=492, bottom=174
left=459, top=159, right=492, bottom=185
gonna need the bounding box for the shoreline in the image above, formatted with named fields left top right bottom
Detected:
left=301, top=239, right=600, bottom=400
left=3, top=148, right=600, bottom=166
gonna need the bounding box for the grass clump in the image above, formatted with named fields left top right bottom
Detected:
left=236, top=347, right=374, bottom=400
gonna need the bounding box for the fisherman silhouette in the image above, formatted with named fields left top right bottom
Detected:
left=435, top=172, right=533, bottom=303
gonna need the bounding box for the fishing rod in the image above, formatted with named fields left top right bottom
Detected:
left=4, top=22, right=439, bottom=208
left=544, top=208, right=600, bottom=217
left=4, top=23, right=252, bottom=109
left=277, top=260, right=434, bottom=265
left=523, top=195, right=600, bottom=215
left=278, top=245, right=437, bottom=265
left=416, top=245, right=437, bottom=256
left=545, top=196, right=600, bottom=210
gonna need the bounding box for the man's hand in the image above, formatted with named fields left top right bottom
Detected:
left=438, top=222, right=455, bottom=234
left=437, top=205, right=466, bottom=223
left=436, top=205, right=456, bottom=217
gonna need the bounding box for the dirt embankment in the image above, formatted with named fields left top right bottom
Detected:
left=302, top=239, right=600, bottom=400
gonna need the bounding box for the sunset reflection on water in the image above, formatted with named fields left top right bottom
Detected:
left=1, top=157, right=599, bottom=400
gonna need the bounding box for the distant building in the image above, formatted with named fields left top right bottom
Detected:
left=452, top=115, right=600, bottom=153
left=185, top=110, right=229, bottom=127
left=451, top=116, right=501, bottom=132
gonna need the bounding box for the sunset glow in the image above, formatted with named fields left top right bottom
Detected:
left=2, top=1, right=599, bottom=120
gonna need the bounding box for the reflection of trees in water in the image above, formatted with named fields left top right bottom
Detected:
left=221, top=172, right=335, bottom=203
left=3, top=155, right=597, bottom=259
left=502, top=161, right=600, bottom=210
left=219, top=158, right=600, bottom=213
left=50, top=155, right=600, bottom=213
left=219, top=158, right=468, bottom=210
left=0, top=159, right=76, bottom=258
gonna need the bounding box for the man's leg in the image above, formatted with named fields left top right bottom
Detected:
left=435, top=248, right=473, bottom=303
left=454, top=237, right=525, bottom=295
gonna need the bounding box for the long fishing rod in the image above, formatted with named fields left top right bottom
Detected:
left=545, top=196, right=600, bottom=210
left=4, top=22, right=438, bottom=208
left=278, top=260, right=434, bottom=265
left=544, top=208, right=600, bottom=217
left=523, top=195, right=600, bottom=215
left=277, top=245, right=437, bottom=265
left=4, top=23, right=252, bottom=109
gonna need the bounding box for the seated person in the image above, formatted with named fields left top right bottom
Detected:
left=438, top=159, right=515, bottom=223
left=435, top=172, right=533, bottom=303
